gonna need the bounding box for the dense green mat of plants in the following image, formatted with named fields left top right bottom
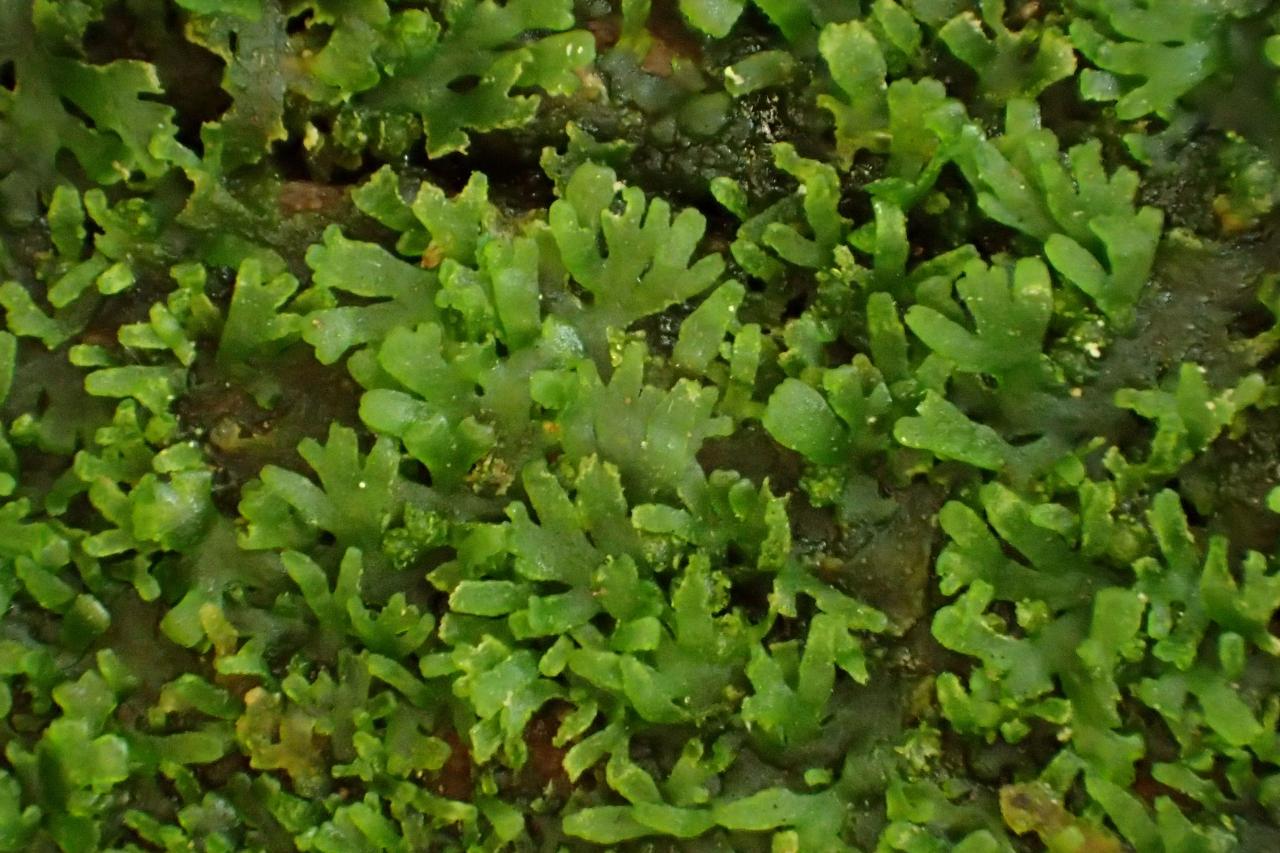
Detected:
left=4, top=0, right=1280, bottom=849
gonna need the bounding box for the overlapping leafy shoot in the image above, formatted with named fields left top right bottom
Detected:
left=0, top=0, right=1278, bottom=850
